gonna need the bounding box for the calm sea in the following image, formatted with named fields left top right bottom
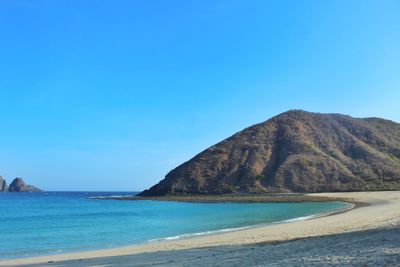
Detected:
left=0, top=192, right=351, bottom=259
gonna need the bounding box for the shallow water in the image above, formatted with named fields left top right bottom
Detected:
left=0, top=192, right=351, bottom=259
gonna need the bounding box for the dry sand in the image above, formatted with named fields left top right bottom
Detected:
left=1, top=191, right=399, bottom=266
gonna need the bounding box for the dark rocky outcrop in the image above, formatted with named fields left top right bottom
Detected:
left=0, top=176, right=7, bottom=192
left=140, top=110, right=400, bottom=196
left=8, top=178, right=41, bottom=192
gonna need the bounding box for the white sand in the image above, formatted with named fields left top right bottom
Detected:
left=1, top=191, right=399, bottom=266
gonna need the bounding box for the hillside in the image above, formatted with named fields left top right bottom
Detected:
left=139, top=110, right=400, bottom=196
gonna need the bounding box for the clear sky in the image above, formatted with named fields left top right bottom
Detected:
left=0, top=0, right=399, bottom=191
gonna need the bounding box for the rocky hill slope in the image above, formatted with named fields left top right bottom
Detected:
left=139, top=110, right=400, bottom=196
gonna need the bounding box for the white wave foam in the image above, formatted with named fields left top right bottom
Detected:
left=278, top=215, right=316, bottom=223
left=276, top=203, right=354, bottom=224
left=148, top=226, right=252, bottom=242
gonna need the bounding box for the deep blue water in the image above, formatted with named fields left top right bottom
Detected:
left=0, top=192, right=351, bottom=259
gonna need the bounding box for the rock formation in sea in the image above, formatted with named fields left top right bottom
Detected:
left=140, top=110, right=400, bottom=196
left=0, top=176, right=8, bottom=192
left=8, top=177, right=41, bottom=192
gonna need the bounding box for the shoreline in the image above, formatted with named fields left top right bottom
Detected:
left=146, top=200, right=355, bottom=244
left=0, top=199, right=354, bottom=261
left=1, top=191, right=399, bottom=266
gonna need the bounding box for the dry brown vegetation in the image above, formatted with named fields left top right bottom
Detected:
left=140, top=110, right=400, bottom=196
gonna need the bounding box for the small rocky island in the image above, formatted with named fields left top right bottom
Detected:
left=0, top=176, right=41, bottom=192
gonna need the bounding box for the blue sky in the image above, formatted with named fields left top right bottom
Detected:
left=0, top=0, right=399, bottom=191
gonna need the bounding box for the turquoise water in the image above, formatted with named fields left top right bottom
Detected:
left=0, top=192, right=351, bottom=259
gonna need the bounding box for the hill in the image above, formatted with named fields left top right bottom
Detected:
left=139, top=110, right=400, bottom=196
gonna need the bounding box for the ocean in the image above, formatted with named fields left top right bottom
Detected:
left=0, top=192, right=351, bottom=259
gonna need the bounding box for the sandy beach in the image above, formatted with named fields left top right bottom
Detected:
left=2, top=191, right=400, bottom=266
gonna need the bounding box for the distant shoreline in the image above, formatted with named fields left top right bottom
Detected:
left=93, top=193, right=353, bottom=203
